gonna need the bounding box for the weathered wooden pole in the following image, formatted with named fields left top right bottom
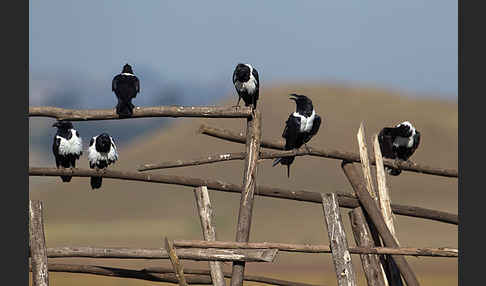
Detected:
left=349, top=207, right=387, bottom=286
left=165, top=237, right=188, bottom=286
left=357, top=124, right=391, bottom=285
left=321, top=193, right=357, bottom=286
left=194, top=186, right=226, bottom=286
left=29, top=200, right=49, bottom=286
left=341, top=162, right=420, bottom=286
left=231, top=109, right=262, bottom=286
left=373, top=134, right=403, bottom=286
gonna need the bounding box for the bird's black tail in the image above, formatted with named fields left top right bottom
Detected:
left=386, top=166, right=402, bottom=176
left=116, top=101, right=134, bottom=117
left=90, top=176, right=103, bottom=190
left=60, top=176, right=72, bottom=182
left=272, top=156, right=295, bottom=177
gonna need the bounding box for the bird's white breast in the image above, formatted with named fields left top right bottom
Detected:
left=57, top=130, right=83, bottom=156
left=293, top=110, right=316, bottom=133
left=393, top=136, right=414, bottom=148
left=88, top=137, right=119, bottom=166
left=236, top=65, right=257, bottom=95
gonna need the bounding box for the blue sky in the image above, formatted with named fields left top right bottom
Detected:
left=30, top=0, right=457, bottom=99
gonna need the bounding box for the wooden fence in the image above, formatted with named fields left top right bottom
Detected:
left=28, top=105, right=458, bottom=286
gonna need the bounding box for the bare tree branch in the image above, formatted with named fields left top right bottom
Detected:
left=45, top=246, right=278, bottom=262
left=31, top=263, right=322, bottom=286
left=28, top=167, right=458, bottom=225
left=198, top=124, right=458, bottom=178
left=139, top=152, right=247, bottom=171
left=165, top=237, right=189, bottom=286
left=172, top=240, right=458, bottom=257
left=29, top=200, right=49, bottom=286
left=232, top=110, right=262, bottom=286
left=321, top=193, right=358, bottom=286
left=194, top=186, right=226, bottom=286
left=342, top=162, right=420, bottom=286
left=349, top=208, right=388, bottom=286
left=29, top=106, right=252, bottom=121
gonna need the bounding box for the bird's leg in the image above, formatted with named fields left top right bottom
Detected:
left=304, top=143, right=312, bottom=153
left=232, top=97, right=241, bottom=109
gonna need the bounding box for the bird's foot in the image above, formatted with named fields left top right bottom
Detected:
left=304, top=144, right=312, bottom=153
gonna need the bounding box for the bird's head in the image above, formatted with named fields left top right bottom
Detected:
left=52, top=120, right=73, bottom=130
left=96, top=133, right=113, bottom=153
left=122, top=63, right=133, bottom=74
left=396, top=121, right=416, bottom=137
left=289, top=94, right=313, bottom=113
left=234, top=63, right=251, bottom=82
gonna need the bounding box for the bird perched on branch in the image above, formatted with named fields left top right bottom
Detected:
left=273, top=94, right=322, bottom=177
left=378, top=121, right=421, bottom=176
left=88, top=133, right=119, bottom=190
left=52, top=121, right=83, bottom=182
left=112, top=63, right=140, bottom=117
left=232, top=63, right=259, bottom=108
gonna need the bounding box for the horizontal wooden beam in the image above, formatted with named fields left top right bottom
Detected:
left=198, top=124, right=458, bottom=178
left=46, top=246, right=277, bottom=262
left=28, top=167, right=458, bottom=225
left=172, top=240, right=457, bottom=257
left=30, top=263, right=320, bottom=286
left=29, top=106, right=252, bottom=121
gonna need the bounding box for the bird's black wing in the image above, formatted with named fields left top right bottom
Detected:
left=252, top=68, right=260, bottom=104
left=282, top=114, right=301, bottom=150
left=112, top=75, right=120, bottom=92
left=232, top=67, right=238, bottom=85
left=89, top=137, right=95, bottom=147
left=412, top=130, right=421, bottom=151
left=309, top=114, right=322, bottom=136
left=134, top=76, right=140, bottom=95
left=52, top=137, right=61, bottom=167
left=378, top=127, right=396, bottom=159
left=252, top=68, right=259, bottom=87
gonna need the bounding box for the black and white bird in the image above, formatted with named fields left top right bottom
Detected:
left=378, top=121, right=421, bottom=176
left=273, top=94, right=322, bottom=177
left=87, top=133, right=119, bottom=190
left=52, top=121, right=83, bottom=182
left=112, top=63, right=140, bottom=117
left=232, top=63, right=260, bottom=108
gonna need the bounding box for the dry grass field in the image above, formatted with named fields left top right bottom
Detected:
left=29, top=82, right=458, bottom=285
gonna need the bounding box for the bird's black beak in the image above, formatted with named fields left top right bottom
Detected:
left=289, top=94, right=298, bottom=101
left=52, top=122, right=59, bottom=127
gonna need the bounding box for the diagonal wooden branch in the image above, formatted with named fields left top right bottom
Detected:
left=357, top=124, right=390, bottom=286
left=194, top=186, right=226, bottom=286
left=341, top=162, right=420, bottom=286
left=357, top=123, right=377, bottom=199
left=138, top=150, right=314, bottom=171
left=172, top=240, right=458, bottom=257
left=28, top=167, right=459, bottom=225
left=139, top=152, right=247, bottom=171
left=29, top=200, right=49, bottom=286
left=232, top=110, right=262, bottom=286
left=29, top=106, right=252, bottom=121
left=32, top=263, right=322, bottom=286
left=45, top=246, right=278, bottom=262
left=373, top=135, right=396, bottom=238
left=349, top=208, right=388, bottom=286
left=198, top=124, right=458, bottom=178
left=373, top=134, right=403, bottom=286
left=165, top=238, right=188, bottom=286
left=321, top=193, right=357, bottom=286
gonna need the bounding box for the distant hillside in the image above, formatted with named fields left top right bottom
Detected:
left=29, top=83, right=458, bottom=286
